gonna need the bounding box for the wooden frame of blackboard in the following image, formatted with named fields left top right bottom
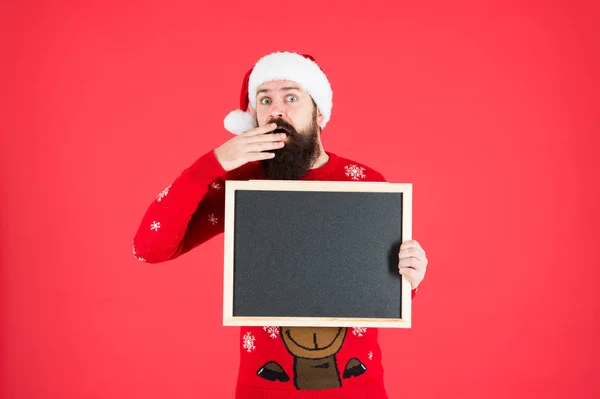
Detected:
left=223, top=180, right=413, bottom=328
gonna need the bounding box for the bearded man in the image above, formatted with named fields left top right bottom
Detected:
left=132, top=51, right=428, bottom=398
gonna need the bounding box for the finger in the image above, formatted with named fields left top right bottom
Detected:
left=399, top=267, right=417, bottom=282
left=400, top=240, right=422, bottom=250
left=399, top=252, right=428, bottom=270
left=246, top=151, right=276, bottom=162
left=399, top=247, right=422, bottom=259
left=242, top=123, right=278, bottom=136
left=245, top=140, right=285, bottom=153
left=245, top=132, right=288, bottom=144
left=398, top=258, right=420, bottom=269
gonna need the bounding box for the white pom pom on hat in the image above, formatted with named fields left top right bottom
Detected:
left=223, top=109, right=258, bottom=135
left=223, top=51, right=333, bottom=135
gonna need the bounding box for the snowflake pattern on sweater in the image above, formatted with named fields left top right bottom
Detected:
left=242, top=332, right=256, bottom=353
left=352, top=327, right=367, bottom=337
left=344, top=164, right=366, bottom=180
left=157, top=185, right=171, bottom=201
left=263, top=326, right=280, bottom=339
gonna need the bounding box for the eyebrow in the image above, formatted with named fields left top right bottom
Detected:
left=257, top=86, right=301, bottom=95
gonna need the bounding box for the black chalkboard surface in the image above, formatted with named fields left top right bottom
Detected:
left=223, top=180, right=412, bottom=328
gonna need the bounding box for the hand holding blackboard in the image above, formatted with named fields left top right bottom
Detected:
left=398, top=240, right=428, bottom=292
left=223, top=180, right=413, bottom=328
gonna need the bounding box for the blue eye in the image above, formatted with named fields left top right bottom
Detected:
left=260, top=98, right=271, bottom=105
left=286, top=95, right=297, bottom=102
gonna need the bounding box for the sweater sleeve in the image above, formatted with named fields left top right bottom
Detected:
left=132, top=150, right=231, bottom=264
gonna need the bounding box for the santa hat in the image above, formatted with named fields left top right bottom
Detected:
left=223, top=51, right=333, bottom=135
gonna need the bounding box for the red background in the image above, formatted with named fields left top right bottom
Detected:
left=2, top=0, right=599, bottom=398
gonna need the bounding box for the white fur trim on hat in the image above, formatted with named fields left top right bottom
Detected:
left=248, top=52, right=332, bottom=129
left=223, top=110, right=257, bottom=135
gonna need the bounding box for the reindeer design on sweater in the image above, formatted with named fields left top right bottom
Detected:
left=257, top=327, right=367, bottom=390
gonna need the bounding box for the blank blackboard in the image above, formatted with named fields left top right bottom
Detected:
left=223, top=180, right=412, bottom=328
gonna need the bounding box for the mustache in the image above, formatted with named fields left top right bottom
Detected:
left=267, top=118, right=298, bottom=135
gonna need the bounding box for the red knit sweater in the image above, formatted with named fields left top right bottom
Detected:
left=132, top=150, right=417, bottom=398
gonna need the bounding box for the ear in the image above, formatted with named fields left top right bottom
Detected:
left=316, top=106, right=324, bottom=127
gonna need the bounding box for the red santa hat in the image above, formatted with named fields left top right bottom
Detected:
left=223, top=51, right=333, bottom=135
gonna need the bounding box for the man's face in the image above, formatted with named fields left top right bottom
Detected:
left=254, top=80, right=325, bottom=180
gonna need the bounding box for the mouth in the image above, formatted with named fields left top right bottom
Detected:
left=273, top=127, right=289, bottom=135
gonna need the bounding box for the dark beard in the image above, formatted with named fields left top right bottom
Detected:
left=260, top=112, right=320, bottom=180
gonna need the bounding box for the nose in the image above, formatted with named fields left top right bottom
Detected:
left=269, top=100, right=285, bottom=119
